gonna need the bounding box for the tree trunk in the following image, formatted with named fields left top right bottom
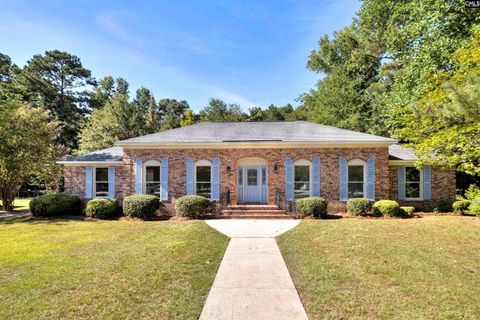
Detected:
left=0, top=182, right=17, bottom=212
left=1, top=191, right=15, bottom=212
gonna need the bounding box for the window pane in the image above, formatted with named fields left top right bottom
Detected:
left=95, top=168, right=108, bottom=182
left=406, top=182, right=420, bottom=198
left=196, top=166, right=211, bottom=182
left=238, top=167, right=243, bottom=185
left=294, top=182, right=310, bottom=199
left=262, top=167, right=266, bottom=185
left=348, top=166, right=363, bottom=182
left=247, top=169, right=257, bottom=186
left=196, top=183, right=211, bottom=198
left=295, top=166, right=309, bottom=182
left=406, top=167, right=420, bottom=182
left=95, top=182, right=109, bottom=197
left=146, top=166, right=160, bottom=182
left=348, top=182, right=364, bottom=198
left=146, top=183, right=160, bottom=195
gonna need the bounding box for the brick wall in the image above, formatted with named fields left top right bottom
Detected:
left=63, top=147, right=457, bottom=212
left=122, top=147, right=391, bottom=207
left=64, top=166, right=125, bottom=200
left=64, top=166, right=86, bottom=196
left=389, top=166, right=456, bottom=210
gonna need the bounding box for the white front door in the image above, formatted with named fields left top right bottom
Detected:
left=244, top=166, right=261, bottom=203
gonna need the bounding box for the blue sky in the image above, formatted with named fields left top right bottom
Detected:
left=1, top=0, right=360, bottom=111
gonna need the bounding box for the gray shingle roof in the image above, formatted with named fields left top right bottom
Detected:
left=60, top=146, right=123, bottom=163
left=116, top=121, right=396, bottom=145
left=388, top=144, right=418, bottom=161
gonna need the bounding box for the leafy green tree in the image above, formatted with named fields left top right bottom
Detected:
left=78, top=94, right=140, bottom=152
left=88, top=76, right=129, bottom=110
left=146, top=95, right=158, bottom=133
left=157, top=98, right=190, bottom=130
left=180, top=109, right=196, bottom=127
left=15, top=50, right=94, bottom=150
left=300, top=25, right=383, bottom=132
left=199, top=98, right=247, bottom=122
left=0, top=53, right=21, bottom=101
left=261, top=103, right=303, bottom=121
left=0, top=102, right=63, bottom=211
left=248, top=107, right=264, bottom=121
left=395, top=28, right=480, bottom=176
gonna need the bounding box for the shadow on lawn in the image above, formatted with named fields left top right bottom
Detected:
left=0, top=215, right=98, bottom=225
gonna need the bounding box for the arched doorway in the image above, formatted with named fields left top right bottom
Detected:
left=237, top=158, right=268, bottom=204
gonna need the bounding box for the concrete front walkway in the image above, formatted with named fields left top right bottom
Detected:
left=200, top=220, right=308, bottom=320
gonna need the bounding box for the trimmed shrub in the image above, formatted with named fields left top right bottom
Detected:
left=399, top=206, right=415, bottom=217
left=85, top=198, right=118, bottom=219
left=347, top=198, right=372, bottom=216
left=29, top=194, right=82, bottom=217
left=468, top=199, right=480, bottom=217
left=435, top=199, right=455, bottom=213
left=373, top=200, right=400, bottom=217
left=123, top=194, right=160, bottom=219
left=452, top=200, right=471, bottom=214
left=296, top=197, right=328, bottom=218
left=175, top=195, right=210, bottom=218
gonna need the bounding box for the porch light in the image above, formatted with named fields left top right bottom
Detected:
left=274, top=162, right=278, bottom=174
left=226, top=165, right=231, bottom=173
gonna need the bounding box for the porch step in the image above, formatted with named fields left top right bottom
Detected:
left=219, top=205, right=292, bottom=219
left=217, top=214, right=293, bottom=220
left=225, top=205, right=281, bottom=210
left=221, top=209, right=286, bottom=215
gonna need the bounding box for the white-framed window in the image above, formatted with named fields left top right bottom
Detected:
left=195, top=160, right=211, bottom=199
left=348, top=159, right=366, bottom=199
left=294, top=159, right=311, bottom=199
left=94, top=167, right=109, bottom=198
left=144, top=160, right=161, bottom=197
left=405, top=167, right=423, bottom=200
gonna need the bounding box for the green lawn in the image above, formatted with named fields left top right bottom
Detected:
left=0, top=198, right=31, bottom=212
left=0, top=218, right=228, bottom=319
left=278, top=216, right=480, bottom=320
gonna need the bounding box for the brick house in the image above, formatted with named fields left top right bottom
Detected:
left=58, top=121, right=456, bottom=213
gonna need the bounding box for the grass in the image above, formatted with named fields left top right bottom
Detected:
left=277, top=216, right=480, bottom=320
left=0, top=218, right=229, bottom=319
left=0, top=198, right=31, bottom=212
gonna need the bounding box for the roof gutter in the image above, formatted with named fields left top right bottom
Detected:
left=56, top=161, right=123, bottom=166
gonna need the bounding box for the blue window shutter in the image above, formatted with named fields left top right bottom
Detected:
left=211, top=157, right=220, bottom=201
left=339, top=157, right=348, bottom=201
left=398, top=166, right=406, bottom=200
left=423, top=166, right=432, bottom=200
left=160, top=157, right=168, bottom=201
left=366, top=156, right=375, bottom=201
left=312, top=157, right=320, bottom=197
left=135, top=158, right=143, bottom=194
left=186, top=157, right=194, bottom=195
left=108, top=167, right=116, bottom=198
left=85, top=167, right=93, bottom=199
left=285, top=157, right=294, bottom=201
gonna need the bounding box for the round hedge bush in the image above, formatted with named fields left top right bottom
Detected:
left=373, top=200, right=400, bottom=217
left=399, top=206, right=415, bottom=217
left=347, top=198, right=372, bottom=216
left=174, top=195, right=210, bottom=218
left=29, top=194, right=82, bottom=217
left=295, top=197, right=328, bottom=218
left=85, top=198, right=118, bottom=219
left=469, top=199, right=480, bottom=217
left=435, top=199, right=455, bottom=213
left=122, top=194, right=160, bottom=219
left=452, top=200, right=471, bottom=214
